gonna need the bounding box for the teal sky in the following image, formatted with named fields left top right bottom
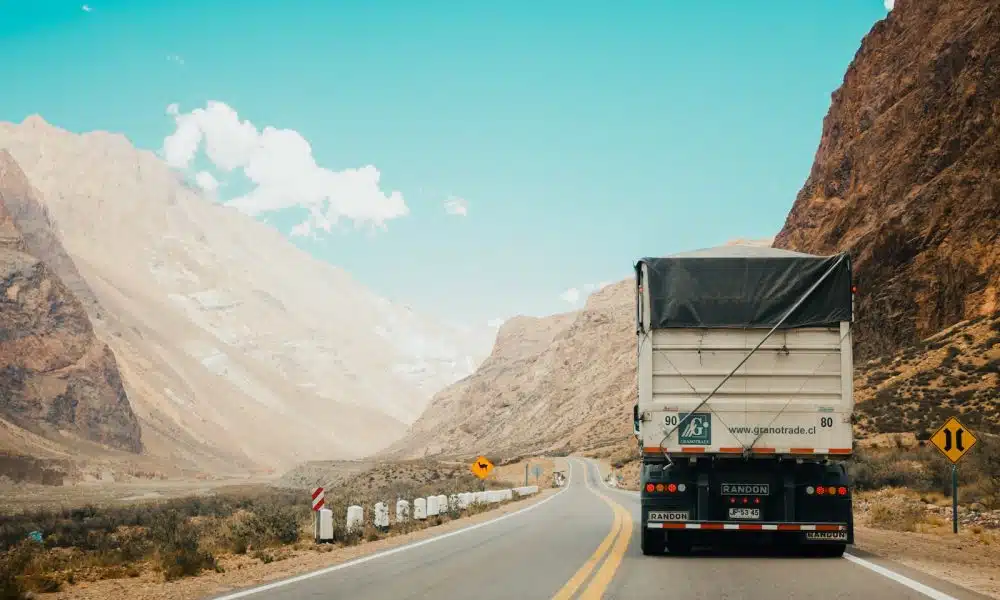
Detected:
left=0, top=0, right=890, bottom=330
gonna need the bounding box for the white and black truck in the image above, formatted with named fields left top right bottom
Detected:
left=633, top=246, right=855, bottom=556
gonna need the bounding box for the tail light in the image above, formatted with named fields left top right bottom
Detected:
left=645, top=482, right=686, bottom=494
left=806, top=485, right=849, bottom=496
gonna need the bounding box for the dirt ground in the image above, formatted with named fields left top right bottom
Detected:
left=491, top=457, right=559, bottom=490
left=854, top=525, right=1000, bottom=599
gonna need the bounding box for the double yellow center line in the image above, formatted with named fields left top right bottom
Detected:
left=551, top=463, right=633, bottom=600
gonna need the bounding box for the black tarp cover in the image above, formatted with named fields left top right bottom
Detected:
left=636, top=246, right=852, bottom=329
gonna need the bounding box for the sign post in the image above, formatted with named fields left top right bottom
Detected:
left=525, top=463, right=529, bottom=486
left=532, top=464, right=543, bottom=484
left=928, top=416, right=978, bottom=534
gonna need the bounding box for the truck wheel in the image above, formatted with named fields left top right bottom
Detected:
left=641, top=529, right=665, bottom=556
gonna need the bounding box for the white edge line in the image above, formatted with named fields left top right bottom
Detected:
left=586, top=458, right=959, bottom=600
left=844, top=553, right=959, bottom=600
left=211, top=459, right=575, bottom=600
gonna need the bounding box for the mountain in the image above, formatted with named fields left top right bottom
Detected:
left=391, top=0, right=999, bottom=458
left=0, top=151, right=142, bottom=456
left=384, top=282, right=634, bottom=459
left=0, top=117, right=491, bottom=473
left=773, top=0, right=1000, bottom=360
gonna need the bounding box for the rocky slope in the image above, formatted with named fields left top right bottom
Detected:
left=773, top=0, right=1000, bottom=360
left=0, top=151, right=142, bottom=455
left=854, top=312, right=1000, bottom=437
left=0, top=118, right=492, bottom=474
left=386, top=281, right=635, bottom=459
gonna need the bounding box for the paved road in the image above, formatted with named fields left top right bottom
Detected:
left=212, top=459, right=988, bottom=600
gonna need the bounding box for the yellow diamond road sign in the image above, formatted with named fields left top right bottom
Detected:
left=471, top=455, right=494, bottom=479
left=929, top=416, right=978, bottom=464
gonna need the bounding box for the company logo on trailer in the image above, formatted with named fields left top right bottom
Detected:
left=678, top=412, right=711, bottom=445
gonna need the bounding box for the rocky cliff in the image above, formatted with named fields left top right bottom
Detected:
left=773, top=0, right=1000, bottom=360
left=0, top=151, right=142, bottom=453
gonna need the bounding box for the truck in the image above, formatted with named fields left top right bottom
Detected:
left=632, top=245, right=855, bottom=557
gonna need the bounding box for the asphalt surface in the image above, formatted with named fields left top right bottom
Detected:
left=211, top=459, right=990, bottom=600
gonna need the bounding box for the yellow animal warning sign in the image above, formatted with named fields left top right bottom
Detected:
left=470, top=455, right=494, bottom=479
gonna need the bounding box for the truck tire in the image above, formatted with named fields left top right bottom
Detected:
left=641, top=529, right=665, bottom=556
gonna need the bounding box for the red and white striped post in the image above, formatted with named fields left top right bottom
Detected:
left=312, top=487, right=325, bottom=542
left=311, top=487, right=325, bottom=511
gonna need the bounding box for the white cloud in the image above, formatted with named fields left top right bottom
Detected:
left=560, top=288, right=581, bottom=305
left=289, top=221, right=314, bottom=238
left=884, top=0, right=894, bottom=10
left=161, top=101, right=409, bottom=232
left=195, top=171, right=219, bottom=193
left=82, top=4, right=93, bottom=12
left=167, top=54, right=186, bottom=66
left=583, top=281, right=612, bottom=293
left=444, top=196, right=468, bottom=217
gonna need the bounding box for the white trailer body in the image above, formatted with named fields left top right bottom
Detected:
left=634, top=246, right=855, bottom=459
left=636, top=325, right=853, bottom=456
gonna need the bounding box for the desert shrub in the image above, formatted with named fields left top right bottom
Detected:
left=149, top=511, right=216, bottom=581
left=869, top=496, right=927, bottom=532
left=0, top=542, right=34, bottom=600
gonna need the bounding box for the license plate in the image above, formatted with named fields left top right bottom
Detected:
left=728, top=508, right=760, bottom=520
left=805, top=531, right=847, bottom=541
left=648, top=511, right=688, bottom=521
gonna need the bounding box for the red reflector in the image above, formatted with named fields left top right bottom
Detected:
left=754, top=497, right=760, bottom=504
left=851, top=285, right=857, bottom=294
left=645, top=483, right=654, bottom=493
left=655, top=484, right=665, bottom=492
left=668, top=483, right=677, bottom=493
left=838, top=486, right=848, bottom=496
left=730, top=497, right=735, bottom=504
left=742, top=497, right=748, bottom=504
left=816, top=486, right=826, bottom=495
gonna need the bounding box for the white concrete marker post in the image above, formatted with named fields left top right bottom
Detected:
left=427, top=495, right=440, bottom=517
left=315, top=508, right=334, bottom=543
left=437, top=494, right=448, bottom=513
left=414, top=497, right=427, bottom=520
left=374, top=502, right=389, bottom=530
left=346, top=505, right=364, bottom=534
left=396, top=499, right=410, bottom=523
